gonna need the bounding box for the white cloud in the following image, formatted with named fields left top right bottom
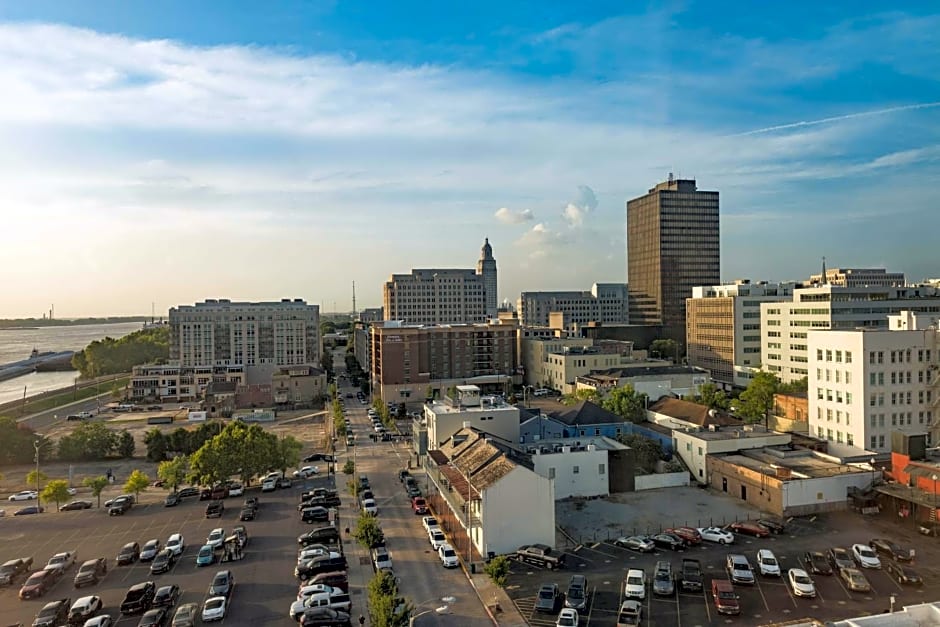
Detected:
left=495, top=207, right=535, bottom=224
left=561, top=184, right=598, bottom=227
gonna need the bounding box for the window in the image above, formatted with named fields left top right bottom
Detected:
left=573, top=466, right=580, bottom=475
left=826, top=409, right=832, bottom=421
left=846, top=371, right=851, bottom=384
left=870, top=436, right=877, bottom=449
left=698, top=446, right=703, bottom=456
left=598, top=464, right=606, bottom=475
left=836, top=350, right=842, bottom=362
left=846, top=392, right=853, bottom=405
left=878, top=435, right=885, bottom=448
left=818, top=349, right=824, bottom=360
left=826, top=350, right=832, bottom=362
left=835, top=370, right=841, bottom=383
left=548, top=468, right=555, bottom=479
left=826, top=428, right=833, bottom=441
left=847, top=434, right=854, bottom=445
left=825, top=369, right=831, bottom=382
left=869, top=373, right=877, bottom=385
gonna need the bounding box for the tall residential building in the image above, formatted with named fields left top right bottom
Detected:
left=626, top=176, right=720, bottom=343
left=761, top=285, right=940, bottom=384
left=807, top=311, right=940, bottom=453
left=518, top=283, right=629, bottom=331
left=169, top=298, right=321, bottom=383
left=808, top=267, right=906, bottom=288
left=370, top=318, right=519, bottom=404
left=383, top=238, right=497, bottom=325
left=686, top=281, right=798, bottom=388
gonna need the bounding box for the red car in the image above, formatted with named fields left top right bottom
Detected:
left=728, top=521, right=770, bottom=538
left=666, top=527, right=702, bottom=545
left=411, top=497, right=428, bottom=515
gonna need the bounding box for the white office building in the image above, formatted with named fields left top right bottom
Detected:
left=807, top=311, right=940, bottom=454
left=518, top=283, right=629, bottom=331
left=424, top=385, right=520, bottom=450
left=761, top=284, right=940, bottom=384
left=527, top=437, right=630, bottom=499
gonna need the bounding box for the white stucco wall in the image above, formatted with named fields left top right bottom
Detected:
left=635, top=472, right=690, bottom=491
left=531, top=448, right=609, bottom=498
left=481, top=466, right=555, bottom=555
left=675, top=429, right=792, bottom=483
left=426, top=405, right=521, bottom=449
left=782, top=472, right=874, bottom=510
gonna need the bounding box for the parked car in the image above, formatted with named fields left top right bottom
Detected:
left=117, top=542, right=141, bottom=566
left=301, top=506, right=331, bottom=524
left=33, top=597, right=71, bottom=627
left=206, top=528, right=226, bottom=550
left=617, top=600, right=642, bottom=625
left=61, top=500, right=93, bottom=511
left=756, top=549, right=781, bottom=577
left=564, top=574, right=588, bottom=610
left=698, top=527, right=735, bottom=544
left=239, top=507, right=255, bottom=521
left=68, top=595, right=103, bottom=625
left=298, top=607, right=351, bottom=627
left=411, top=497, right=428, bottom=514
left=165, top=534, right=185, bottom=557
left=164, top=493, right=181, bottom=507
left=556, top=608, right=579, bottom=627
left=650, top=533, right=685, bottom=551
left=140, top=539, right=161, bottom=562
left=209, top=570, right=235, bottom=598
left=851, top=543, right=881, bottom=569
left=73, top=558, right=107, bottom=587
left=869, top=538, right=913, bottom=562
left=885, top=561, right=923, bottom=586
left=652, top=561, right=674, bottom=596
left=205, top=501, right=224, bottom=519
left=298, top=527, right=340, bottom=547
left=438, top=544, right=459, bottom=568
left=666, top=527, right=702, bottom=545
left=803, top=551, right=833, bottom=576
left=137, top=607, right=170, bottom=627
left=19, top=569, right=57, bottom=599
left=227, top=484, right=244, bottom=497
left=177, top=487, right=200, bottom=499
left=614, top=536, right=655, bottom=552
left=201, top=596, right=229, bottom=623
left=711, top=579, right=740, bottom=615
left=726, top=554, right=755, bottom=585
left=788, top=568, right=816, bottom=598
left=119, top=580, right=156, bottom=615
left=196, top=546, right=216, bottom=567
left=0, top=557, right=33, bottom=586
left=534, top=583, right=563, bottom=613
left=623, top=569, right=646, bottom=600
left=15, top=505, right=44, bottom=515
left=839, top=566, right=871, bottom=592
left=8, top=490, right=39, bottom=501
left=371, top=547, right=393, bottom=573
left=171, top=602, right=199, bottom=627
left=728, top=521, right=770, bottom=538
left=827, top=547, right=855, bottom=571
left=757, top=518, right=786, bottom=534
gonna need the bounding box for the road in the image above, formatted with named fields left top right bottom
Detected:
left=332, top=349, right=492, bottom=626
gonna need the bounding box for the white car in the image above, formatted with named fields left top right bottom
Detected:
left=851, top=543, right=881, bottom=569
left=298, top=547, right=333, bottom=562
left=206, top=528, right=225, bottom=550
left=556, top=608, right=579, bottom=627
left=429, top=529, right=446, bottom=550
left=82, top=616, right=113, bottom=627
left=438, top=543, right=459, bottom=568
left=372, top=547, right=393, bottom=572
left=697, top=526, right=735, bottom=544
left=422, top=516, right=439, bottom=534
left=362, top=499, right=377, bottom=515
left=756, top=549, right=781, bottom=577
left=297, top=584, right=335, bottom=601
left=8, top=490, right=38, bottom=501
left=67, top=487, right=78, bottom=495
left=227, top=484, right=244, bottom=497
left=69, top=595, right=103, bottom=622
left=166, top=533, right=185, bottom=557
left=293, top=466, right=320, bottom=479
left=788, top=568, right=816, bottom=598
left=261, top=478, right=277, bottom=492
left=202, top=596, right=228, bottom=622
left=624, top=569, right=646, bottom=600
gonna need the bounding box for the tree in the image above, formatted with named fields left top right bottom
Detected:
left=319, top=352, right=334, bottom=381
left=123, top=469, right=150, bottom=502
left=41, top=479, right=72, bottom=512
left=649, top=339, right=679, bottom=361
left=353, top=511, right=384, bottom=550
left=57, top=421, right=119, bottom=461
left=343, top=460, right=355, bottom=475
left=483, top=555, right=511, bottom=588
left=368, top=571, right=411, bottom=627
left=693, top=383, right=730, bottom=410
left=561, top=388, right=601, bottom=406
left=736, top=371, right=779, bottom=424
left=117, top=429, right=135, bottom=458
left=71, top=326, right=170, bottom=378
left=0, top=417, right=49, bottom=465
left=328, top=383, right=337, bottom=400
left=83, top=475, right=109, bottom=508
left=274, top=436, right=303, bottom=475
left=602, top=385, right=648, bottom=423
left=778, top=376, right=808, bottom=396
left=25, top=469, right=48, bottom=491
left=144, top=428, right=169, bottom=462
left=617, top=434, right=666, bottom=474
left=188, top=420, right=281, bottom=487
left=157, top=455, right=189, bottom=493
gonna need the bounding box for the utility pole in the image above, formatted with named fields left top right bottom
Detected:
left=352, top=281, right=357, bottom=319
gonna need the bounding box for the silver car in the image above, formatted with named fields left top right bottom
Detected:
left=653, top=561, right=674, bottom=596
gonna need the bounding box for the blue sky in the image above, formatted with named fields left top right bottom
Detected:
left=0, top=1, right=938, bottom=317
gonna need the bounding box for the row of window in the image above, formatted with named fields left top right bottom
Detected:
left=816, top=388, right=854, bottom=404
left=868, top=391, right=933, bottom=405
left=817, top=407, right=851, bottom=425
left=868, top=412, right=931, bottom=427
left=869, top=349, right=933, bottom=364
left=815, top=427, right=855, bottom=446
left=816, top=369, right=853, bottom=384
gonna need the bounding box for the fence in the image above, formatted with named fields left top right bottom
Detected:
left=635, top=471, right=689, bottom=491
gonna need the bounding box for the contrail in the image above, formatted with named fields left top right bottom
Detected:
left=732, top=101, right=940, bottom=137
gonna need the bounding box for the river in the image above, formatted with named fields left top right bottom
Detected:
left=0, top=322, right=142, bottom=405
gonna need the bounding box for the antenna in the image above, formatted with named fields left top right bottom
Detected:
left=352, top=281, right=357, bottom=319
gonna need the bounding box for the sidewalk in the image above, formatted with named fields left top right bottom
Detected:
left=466, top=567, right=527, bottom=627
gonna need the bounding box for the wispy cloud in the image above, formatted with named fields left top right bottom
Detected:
left=731, top=102, right=940, bottom=137
left=495, top=207, right=535, bottom=224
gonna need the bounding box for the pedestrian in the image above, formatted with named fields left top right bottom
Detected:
left=358, top=615, right=365, bottom=626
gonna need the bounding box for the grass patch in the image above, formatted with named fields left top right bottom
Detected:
left=16, top=377, right=130, bottom=416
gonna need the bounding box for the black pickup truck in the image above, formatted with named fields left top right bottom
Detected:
left=514, top=544, right=565, bottom=570
left=680, top=558, right=704, bottom=592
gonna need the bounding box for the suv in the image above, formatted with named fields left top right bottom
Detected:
left=299, top=527, right=340, bottom=546
left=120, top=580, right=156, bottom=615
left=564, top=574, right=588, bottom=611
left=32, top=597, right=70, bottom=627
left=411, top=497, right=428, bottom=515
left=711, top=579, right=740, bottom=615
left=623, top=569, right=645, bottom=600
left=205, top=501, right=224, bottom=518
left=73, top=558, right=108, bottom=587
left=296, top=555, right=349, bottom=581
left=0, top=557, right=33, bottom=586
left=117, top=542, right=141, bottom=566
left=726, top=554, right=755, bottom=585
left=108, top=495, right=133, bottom=516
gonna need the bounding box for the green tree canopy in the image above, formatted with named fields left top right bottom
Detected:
left=117, top=430, right=135, bottom=458
left=601, top=385, right=648, bottom=423
left=368, top=571, right=411, bottom=627
left=778, top=376, right=808, bottom=396
left=649, top=339, right=680, bottom=360
left=71, top=326, right=169, bottom=378
left=144, top=428, right=168, bottom=462
left=617, top=433, right=666, bottom=474
left=0, top=417, right=50, bottom=466
left=353, top=511, right=384, bottom=550
left=274, top=436, right=303, bottom=475
left=188, top=421, right=286, bottom=486
left=41, top=479, right=72, bottom=511
left=735, top=371, right=780, bottom=423
left=483, top=555, right=511, bottom=588
left=561, top=388, right=602, bottom=406
left=57, top=422, right=119, bottom=461
left=157, top=455, right=189, bottom=493
left=83, top=475, right=109, bottom=508
left=124, top=469, right=150, bottom=500
left=693, top=383, right=730, bottom=410
left=25, top=469, right=48, bottom=491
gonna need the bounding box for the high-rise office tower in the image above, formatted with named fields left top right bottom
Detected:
left=478, top=237, right=498, bottom=319
left=627, top=176, right=720, bottom=343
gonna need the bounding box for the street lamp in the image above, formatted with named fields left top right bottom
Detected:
left=870, top=457, right=877, bottom=487
left=33, top=439, right=41, bottom=501
left=932, top=474, right=938, bottom=509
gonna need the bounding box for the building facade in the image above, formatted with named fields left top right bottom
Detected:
left=424, top=385, right=520, bottom=449
left=673, top=425, right=791, bottom=484
left=169, top=298, right=321, bottom=384
left=518, top=283, right=629, bottom=331
left=626, top=176, right=720, bottom=343
left=370, top=319, right=519, bottom=405
left=520, top=335, right=593, bottom=387
left=761, top=284, right=940, bottom=384
left=807, top=311, right=940, bottom=454
left=686, top=281, right=798, bottom=388
left=807, top=267, right=905, bottom=288
left=528, top=437, right=632, bottom=499
left=272, top=365, right=328, bottom=405
left=575, top=365, right=711, bottom=401
left=131, top=364, right=246, bottom=402
left=383, top=239, right=497, bottom=325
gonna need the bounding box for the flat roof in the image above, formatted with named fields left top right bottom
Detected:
left=714, top=449, right=868, bottom=479
left=427, top=398, right=517, bottom=414
left=523, top=436, right=627, bottom=452
left=686, top=425, right=786, bottom=441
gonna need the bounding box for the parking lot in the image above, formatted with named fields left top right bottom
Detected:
left=0, top=472, right=348, bottom=626
left=507, top=510, right=940, bottom=626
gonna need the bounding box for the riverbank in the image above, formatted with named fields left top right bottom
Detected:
left=0, top=373, right=129, bottom=417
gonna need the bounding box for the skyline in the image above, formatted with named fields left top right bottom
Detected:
left=2, top=2, right=939, bottom=318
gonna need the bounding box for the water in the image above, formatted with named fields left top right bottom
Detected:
left=0, top=322, right=142, bottom=405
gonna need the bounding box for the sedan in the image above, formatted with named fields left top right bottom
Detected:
left=61, top=500, right=93, bottom=511
left=840, top=566, right=871, bottom=592
left=150, top=549, right=177, bottom=575
left=138, top=607, right=170, bottom=627
left=535, top=583, right=563, bottom=613
left=176, top=487, right=200, bottom=499
left=206, top=528, right=225, bottom=550
left=140, top=539, right=161, bottom=562
left=697, top=527, right=734, bottom=544
left=164, top=493, right=181, bottom=507
left=666, top=527, right=702, bottom=545
left=651, top=533, right=686, bottom=551
left=728, top=521, right=770, bottom=538
left=556, top=608, right=579, bottom=627
left=153, top=583, right=181, bottom=608
left=196, top=545, right=216, bottom=567
left=209, top=570, right=234, bottom=598
left=165, top=534, right=185, bottom=557
left=82, top=616, right=113, bottom=627
left=869, top=538, right=913, bottom=562
left=828, top=547, right=855, bottom=571
left=172, top=603, right=199, bottom=627
left=14, top=505, right=43, bottom=515
left=787, top=568, right=816, bottom=598
left=227, top=484, right=244, bottom=497
left=885, top=561, right=923, bottom=587
left=803, top=551, right=833, bottom=576
left=294, top=466, right=320, bottom=478
left=201, top=596, right=228, bottom=622
left=8, top=490, right=38, bottom=501
left=614, top=536, right=655, bottom=552
left=851, top=543, right=881, bottom=569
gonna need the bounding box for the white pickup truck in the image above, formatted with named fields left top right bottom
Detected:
left=45, top=551, right=77, bottom=574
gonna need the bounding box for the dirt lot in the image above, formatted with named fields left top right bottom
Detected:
left=0, top=409, right=330, bottom=504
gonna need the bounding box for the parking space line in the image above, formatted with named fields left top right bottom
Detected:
left=754, top=578, right=775, bottom=612
left=584, top=586, right=596, bottom=626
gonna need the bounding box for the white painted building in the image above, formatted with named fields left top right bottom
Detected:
left=807, top=311, right=940, bottom=454
left=673, top=425, right=791, bottom=484
left=760, top=284, right=940, bottom=384
left=424, top=385, right=520, bottom=450
left=527, top=437, right=629, bottom=499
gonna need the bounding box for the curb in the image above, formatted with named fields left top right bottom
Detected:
left=461, top=563, right=499, bottom=626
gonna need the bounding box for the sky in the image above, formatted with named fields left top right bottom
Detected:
left=0, top=1, right=938, bottom=318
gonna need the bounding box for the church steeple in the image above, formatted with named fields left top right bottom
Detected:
left=481, top=237, right=493, bottom=260
left=821, top=256, right=828, bottom=285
